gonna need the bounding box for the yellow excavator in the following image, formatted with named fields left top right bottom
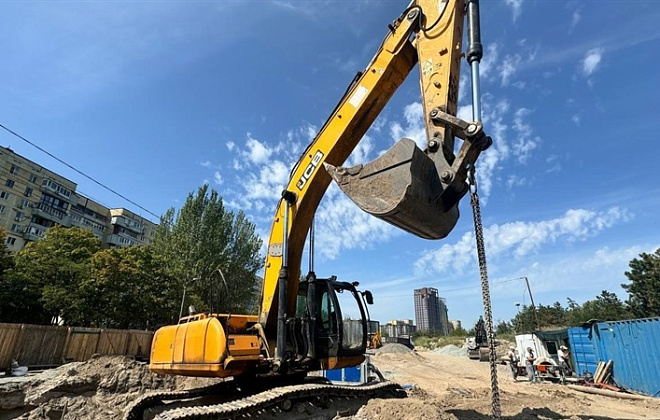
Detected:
left=128, top=1, right=492, bottom=418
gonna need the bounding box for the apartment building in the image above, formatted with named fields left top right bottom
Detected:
left=107, top=208, right=157, bottom=247
left=413, top=287, right=450, bottom=335
left=381, top=319, right=417, bottom=338
left=0, top=145, right=157, bottom=251
left=70, top=194, right=112, bottom=240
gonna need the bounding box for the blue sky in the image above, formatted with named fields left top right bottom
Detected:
left=1, top=0, right=659, bottom=329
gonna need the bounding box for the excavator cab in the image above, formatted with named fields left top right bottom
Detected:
left=294, top=275, right=370, bottom=370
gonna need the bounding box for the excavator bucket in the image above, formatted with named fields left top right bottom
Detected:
left=325, top=138, right=460, bottom=240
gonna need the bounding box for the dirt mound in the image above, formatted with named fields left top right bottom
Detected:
left=431, top=344, right=465, bottom=357
left=374, top=343, right=412, bottom=354
left=349, top=397, right=454, bottom=420
left=0, top=356, right=218, bottom=420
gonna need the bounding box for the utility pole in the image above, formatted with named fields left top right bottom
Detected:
left=521, top=276, right=540, bottom=331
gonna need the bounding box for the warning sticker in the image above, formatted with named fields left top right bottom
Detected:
left=348, top=85, right=369, bottom=108
left=422, top=58, right=433, bottom=76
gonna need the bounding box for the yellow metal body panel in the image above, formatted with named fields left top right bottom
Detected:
left=227, top=335, right=260, bottom=357
left=150, top=315, right=261, bottom=377
left=416, top=0, right=466, bottom=154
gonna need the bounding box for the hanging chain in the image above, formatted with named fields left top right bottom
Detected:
left=468, top=165, right=501, bottom=420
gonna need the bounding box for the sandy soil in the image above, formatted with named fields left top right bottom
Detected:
left=0, top=356, right=218, bottom=420
left=1, top=349, right=659, bottom=420
left=358, top=347, right=660, bottom=420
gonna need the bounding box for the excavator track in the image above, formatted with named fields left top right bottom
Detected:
left=125, top=380, right=404, bottom=420
left=124, top=381, right=239, bottom=420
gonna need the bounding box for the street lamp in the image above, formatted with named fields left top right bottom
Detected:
left=179, top=277, right=200, bottom=320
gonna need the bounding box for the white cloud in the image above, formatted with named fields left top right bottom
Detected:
left=457, top=105, right=473, bottom=123
left=545, top=155, right=561, bottom=173
left=390, top=102, right=426, bottom=150
left=511, top=108, right=539, bottom=164
left=226, top=141, right=235, bottom=151
left=499, top=54, right=522, bottom=86
left=478, top=43, right=499, bottom=82
left=522, top=245, right=649, bottom=297
left=244, top=134, right=272, bottom=164
left=414, top=207, right=632, bottom=275
left=200, top=160, right=211, bottom=167
left=314, top=185, right=396, bottom=260
left=506, top=174, right=527, bottom=189
left=571, top=10, right=581, bottom=29
left=580, top=48, right=604, bottom=76
left=504, top=0, right=524, bottom=22
left=243, top=160, right=289, bottom=201
left=345, top=135, right=374, bottom=168
left=213, top=171, right=223, bottom=185
left=475, top=97, right=511, bottom=197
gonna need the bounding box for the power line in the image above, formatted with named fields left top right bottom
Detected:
left=0, top=123, right=160, bottom=221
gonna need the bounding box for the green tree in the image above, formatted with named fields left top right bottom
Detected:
left=495, top=320, right=514, bottom=336
left=5, top=226, right=101, bottom=324
left=152, top=184, right=262, bottom=316
left=0, top=228, right=16, bottom=321
left=622, top=248, right=660, bottom=317
left=512, top=304, right=538, bottom=333
left=566, top=291, right=630, bottom=324
left=82, top=246, right=179, bottom=328
left=450, top=326, right=467, bottom=337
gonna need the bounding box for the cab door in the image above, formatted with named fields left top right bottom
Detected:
left=314, top=284, right=340, bottom=359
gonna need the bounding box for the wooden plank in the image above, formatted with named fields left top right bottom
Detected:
left=0, top=324, right=23, bottom=369
left=13, top=324, right=69, bottom=367
left=125, top=330, right=153, bottom=358
left=97, top=329, right=129, bottom=355
left=593, top=361, right=604, bottom=383
left=567, top=384, right=651, bottom=400
left=64, top=327, right=102, bottom=361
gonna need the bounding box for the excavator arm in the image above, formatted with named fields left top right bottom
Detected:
left=259, top=0, right=490, bottom=341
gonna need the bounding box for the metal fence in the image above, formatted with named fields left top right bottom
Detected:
left=0, top=323, right=153, bottom=369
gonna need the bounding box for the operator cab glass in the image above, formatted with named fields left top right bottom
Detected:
left=334, top=287, right=365, bottom=351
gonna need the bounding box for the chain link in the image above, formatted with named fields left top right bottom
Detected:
left=469, top=166, right=501, bottom=420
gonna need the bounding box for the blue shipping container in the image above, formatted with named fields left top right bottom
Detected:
left=568, top=317, right=660, bottom=397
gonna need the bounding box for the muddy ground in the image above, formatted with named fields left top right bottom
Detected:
left=1, top=347, right=659, bottom=420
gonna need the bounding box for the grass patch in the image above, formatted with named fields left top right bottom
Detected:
left=414, top=335, right=466, bottom=350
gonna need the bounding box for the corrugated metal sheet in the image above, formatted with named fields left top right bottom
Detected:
left=567, top=326, right=599, bottom=377
left=595, top=318, right=660, bottom=397
left=568, top=317, right=660, bottom=397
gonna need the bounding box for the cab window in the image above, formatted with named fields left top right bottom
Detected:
left=320, top=290, right=337, bottom=335
left=335, top=289, right=365, bottom=351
